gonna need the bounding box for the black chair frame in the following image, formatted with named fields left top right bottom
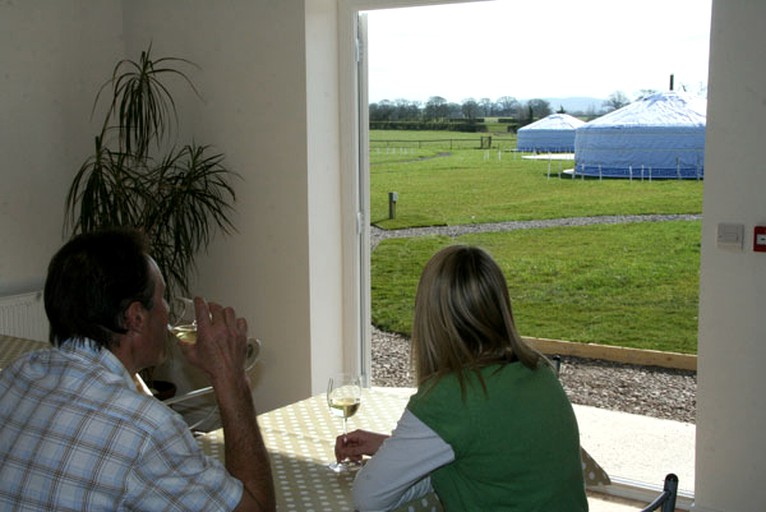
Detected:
left=640, top=473, right=679, bottom=512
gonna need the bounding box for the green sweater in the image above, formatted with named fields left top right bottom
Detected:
left=408, top=363, right=587, bottom=511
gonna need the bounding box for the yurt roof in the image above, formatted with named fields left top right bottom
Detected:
left=519, top=113, right=586, bottom=131
left=582, top=91, right=706, bottom=129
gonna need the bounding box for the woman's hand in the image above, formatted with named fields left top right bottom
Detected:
left=335, top=429, right=389, bottom=463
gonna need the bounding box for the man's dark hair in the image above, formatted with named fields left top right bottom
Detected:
left=44, top=228, right=156, bottom=348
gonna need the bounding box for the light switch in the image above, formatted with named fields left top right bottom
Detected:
left=717, top=223, right=744, bottom=250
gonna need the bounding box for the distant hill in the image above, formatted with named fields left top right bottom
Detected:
left=539, top=97, right=605, bottom=113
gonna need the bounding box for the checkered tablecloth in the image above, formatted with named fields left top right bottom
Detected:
left=198, top=388, right=444, bottom=511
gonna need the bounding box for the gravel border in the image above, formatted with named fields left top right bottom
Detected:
left=371, top=327, right=696, bottom=424
left=370, top=215, right=699, bottom=424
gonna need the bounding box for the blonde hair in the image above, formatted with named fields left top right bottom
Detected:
left=411, top=245, right=543, bottom=395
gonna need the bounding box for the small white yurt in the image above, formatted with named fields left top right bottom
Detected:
left=573, top=91, right=706, bottom=179
left=516, top=113, right=585, bottom=153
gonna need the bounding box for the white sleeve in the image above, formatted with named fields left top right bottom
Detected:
left=352, top=409, right=455, bottom=512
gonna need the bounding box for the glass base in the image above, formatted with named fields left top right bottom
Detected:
left=328, top=460, right=362, bottom=473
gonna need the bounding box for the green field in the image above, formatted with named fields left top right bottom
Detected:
left=370, top=130, right=702, bottom=229
left=369, top=130, right=703, bottom=354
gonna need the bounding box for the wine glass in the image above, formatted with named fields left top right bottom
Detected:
left=244, top=338, right=261, bottom=372
left=327, top=373, right=362, bottom=472
left=168, top=297, right=261, bottom=371
left=168, top=297, right=197, bottom=344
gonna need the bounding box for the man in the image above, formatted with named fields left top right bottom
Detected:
left=0, top=229, right=275, bottom=511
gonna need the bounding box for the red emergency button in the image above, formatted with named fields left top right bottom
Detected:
left=754, top=226, right=766, bottom=252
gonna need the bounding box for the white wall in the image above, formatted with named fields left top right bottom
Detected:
left=306, top=0, right=350, bottom=391
left=0, top=1, right=123, bottom=296
left=122, top=1, right=326, bottom=413
left=695, top=1, right=766, bottom=510
left=1, top=1, right=340, bottom=413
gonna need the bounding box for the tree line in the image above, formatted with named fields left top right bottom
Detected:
left=369, top=91, right=643, bottom=127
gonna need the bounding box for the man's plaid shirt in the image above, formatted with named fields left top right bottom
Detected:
left=0, top=339, right=242, bottom=511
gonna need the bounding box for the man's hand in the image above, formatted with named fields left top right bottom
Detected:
left=178, top=297, right=275, bottom=511
left=178, top=298, right=248, bottom=383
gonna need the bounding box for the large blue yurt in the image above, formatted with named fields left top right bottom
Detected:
left=516, top=113, right=585, bottom=153
left=573, top=91, right=706, bottom=179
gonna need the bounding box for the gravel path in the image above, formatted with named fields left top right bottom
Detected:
left=371, top=214, right=701, bottom=249
left=370, top=215, right=699, bottom=424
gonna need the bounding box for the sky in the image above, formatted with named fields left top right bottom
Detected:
left=365, top=0, right=712, bottom=104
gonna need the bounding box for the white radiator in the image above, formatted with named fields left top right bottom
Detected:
left=0, top=291, right=48, bottom=342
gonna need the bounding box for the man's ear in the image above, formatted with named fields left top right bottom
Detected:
left=123, top=301, right=147, bottom=333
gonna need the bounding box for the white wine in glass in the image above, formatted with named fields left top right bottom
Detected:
left=168, top=297, right=261, bottom=370
left=327, top=373, right=362, bottom=472
left=168, top=297, right=197, bottom=344
left=169, top=323, right=197, bottom=344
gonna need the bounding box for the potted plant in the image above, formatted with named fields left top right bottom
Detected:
left=64, top=44, right=238, bottom=303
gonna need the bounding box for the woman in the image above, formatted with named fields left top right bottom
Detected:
left=336, top=245, right=587, bottom=511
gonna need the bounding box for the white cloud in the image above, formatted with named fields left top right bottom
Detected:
left=366, top=0, right=711, bottom=103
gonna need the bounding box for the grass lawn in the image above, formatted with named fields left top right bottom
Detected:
left=370, top=144, right=702, bottom=228
left=369, top=130, right=703, bottom=354
left=372, top=221, right=701, bottom=354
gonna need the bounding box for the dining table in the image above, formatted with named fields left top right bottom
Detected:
left=1, top=334, right=609, bottom=510
left=197, top=386, right=611, bottom=511
left=197, top=387, right=444, bottom=511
